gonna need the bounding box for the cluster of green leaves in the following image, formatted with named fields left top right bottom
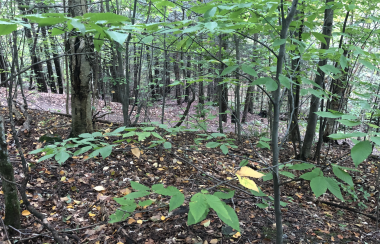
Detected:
left=316, top=111, right=380, bottom=166
left=195, top=132, right=237, bottom=154
left=110, top=180, right=240, bottom=231
left=263, top=162, right=359, bottom=201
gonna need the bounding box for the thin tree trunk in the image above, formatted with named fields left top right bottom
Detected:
left=41, top=26, right=57, bottom=93
left=174, top=52, right=181, bottom=105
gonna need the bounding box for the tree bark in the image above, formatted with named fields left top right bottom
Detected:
left=41, top=26, right=57, bottom=93
left=67, top=0, right=93, bottom=137
left=0, top=115, right=21, bottom=230
left=300, top=0, right=334, bottom=159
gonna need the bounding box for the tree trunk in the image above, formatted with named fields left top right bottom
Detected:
left=41, top=26, right=57, bottom=93
left=184, top=55, right=191, bottom=102
left=0, top=41, right=8, bottom=87
left=24, top=25, right=48, bottom=93
left=323, top=11, right=350, bottom=142
left=50, top=36, right=64, bottom=94
left=174, top=52, right=181, bottom=105
left=300, top=0, right=334, bottom=159
left=67, top=0, right=93, bottom=137
left=219, top=34, right=228, bottom=123
left=0, top=115, right=21, bottom=229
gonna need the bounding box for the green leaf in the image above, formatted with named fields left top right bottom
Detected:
left=319, top=64, right=340, bottom=75
left=0, top=22, right=17, bottom=36
left=105, top=30, right=129, bottom=45
left=141, top=35, right=154, bottom=44
left=83, top=12, right=129, bottom=23
left=256, top=203, right=268, bottom=208
left=300, top=168, right=322, bottom=180
left=131, top=181, right=150, bottom=191
left=257, top=141, right=270, bottom=149
left=262, top=173, right=273, bottom=181
left=114, top=197, right=135, bottom=206
left=371, top=137, right=380, bottom=146
left=273, top=39, right=286, bottom=47
left=73, top=146, right=93, bottom=156
left=337, top=119, right=360, bottom=127
left=351, top=141, right=372, bottom=166
left=70, top=19, right=86, bottom=34
left=99, top=145, right=113, bottom=158
left=214, top=191, right=235, bottom=199
left=182, top=26, right=202, bottom=33
left=51, top=27, right=65, bottom=36
left=288, top=163, right=315, bottom=170
left=315, top=111, right=343, bottom=118
left=325, top=178, right=344, bottom=201
left=125, top=191, right=150, bottom=200
left=206, top=142, right=220, bottom=148
left=139, top=200, right=153, bottom=207
left=332, top=166, right=353, bottom=186
left=205, top=195, right=231, bottom=222
left=359, top=59, right=379, bottom=71
left=218, top=201, right=240, bottom=232
left=153, top=186, right=180, bottom=196
left=79, top=133, right=93, bottom=138
left=204, top=7, right=217, bottom=18
left=188, top=193, right=209, bottom=224
left=311, top=32, right=328, bottom=45
left=220, top=144, right=228, bottom=154
left=241, top=64, right=258, bottom=78
left=109, top=210, right=130, bottom=223
left=29, top=148, right=45, bottom=154
left=250, top=187, right=267, bottom=196
left=163, top=142, right=172, bottom=149
left=328, top=132, right=367, bottom=140
left=169, top=193, right=185, bottom=212
left=38, top=153, right=55, bottom=162
left=252, top=77, right=277, bottom=92
left=55, top=150, right=70, bottom=165
left=340, top=55, right=347, bottom=70
left=137, top=132, right=151, bottom=141
left=310, top=176, right=328, bottom=198
left=239, top=159, right=249, bottom=167
left=279, top=171, right=295, bottom=179
left=204, top=22, right=218, bottom=32
left=220, top=65, right=238, bottom=76
left=279, top=75, right=292, bottom=89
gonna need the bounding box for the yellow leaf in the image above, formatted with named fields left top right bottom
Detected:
left=22, top=210, right=31, bottom=216
left=137, top=220, right=143, bottom=224
left=117, top=242, right=124, bottom=244
left=161, top=216, right=165, bottom=221
left=128, top=218, right=136, bottom=224
left=201, top=219, right=210, bottom=227
left=131, top=147, right=140, bottom=158
left=60, top=176, right=66, bottom=182
left=233, top=232, right=241, bottom=238
left=210, top=239, right=218, bottom=244
left=0, top=190, right=3, bottom=194
left=237, top=175, right=259, bottom=192
left=89, top=212, right=96, bottom=217
left=52, top=206, right=56, bottom=210
left=93, top=186, right=106, bottom=191
left=236, top=166, right=264, bottom=178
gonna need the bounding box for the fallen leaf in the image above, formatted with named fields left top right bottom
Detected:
left=236, top=166, right=264, bottom=178
left=22, top=210, right=31, bottom=216
left=128, top=218, right=136, bottom=224
left=137, top=220, right=143, bottom=224
left=233, top=232, right=241, bottom=238
left=210, top=239, right=218, bottom=244
left=94, top=186, right=106, bottom=191
left=161, top=216, right=165, bottom=221
left=131, top=146, right=140, bottom=158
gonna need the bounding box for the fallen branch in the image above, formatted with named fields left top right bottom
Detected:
left=316, top=200, right=377, bottom=221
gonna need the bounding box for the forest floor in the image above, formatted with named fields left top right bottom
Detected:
left=0, top=89, right=380, bottom=243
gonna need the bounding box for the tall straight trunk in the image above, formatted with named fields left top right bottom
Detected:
left=50, top=36, right=64, bottom=94
left=241, top=85, right=253, bottom=123
left=165, top=55, right=171, bottom=95
left=0, top=116, right=21, bottom=229
left=0, top=41, right=8, bottom=87
left=146, top=45, right=154, bottom=101
left=271, top=2, right=298, bottom=243
left=174, top=52, right=181, bottom=105
left=300, top=0, right=334, bottom=159
left=133, top=43, right=138, bottom=100
left=234, top=35, right=241, bottom=140
left=41, top=26, right=57, bottom=93
left=152, top=55, right=160, bottom=100
left=24, top=25, right=48, bottom=92
left=67, top=0, right=93, bottom=137
left=288, top=9, right=302, bottom=152
left=219, top=34, right=228, bottom=123
left=184, top=55, right=191, bottom=102
left=323, top=10, right=350, bottom=142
